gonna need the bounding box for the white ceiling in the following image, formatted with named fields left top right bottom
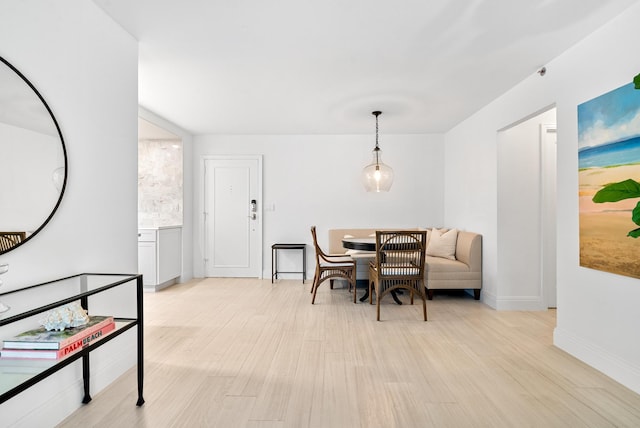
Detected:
left=94, top=0, right=637, bottom=135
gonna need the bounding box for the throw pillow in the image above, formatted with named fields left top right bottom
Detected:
left=426, top=228, right=458, bottom=260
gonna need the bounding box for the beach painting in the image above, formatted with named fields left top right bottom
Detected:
left=579, top=82, right=640, bottom=278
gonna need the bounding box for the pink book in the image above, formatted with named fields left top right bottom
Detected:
left=1, top=322, right=116, bottom=359
left=3, top=316, right=114, bottom=350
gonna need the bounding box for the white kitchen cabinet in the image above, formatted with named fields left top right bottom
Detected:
left=138, top=226, right=182, bottom=290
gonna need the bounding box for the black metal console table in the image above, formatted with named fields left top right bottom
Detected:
left=0, top=273, right=144, bottom=406
left=271, top=243, right=306, bottom=283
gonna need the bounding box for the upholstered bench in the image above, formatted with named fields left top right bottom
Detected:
left=424, top=229, right=482, bottom=300
left=327, top=227, right=482, bottom=300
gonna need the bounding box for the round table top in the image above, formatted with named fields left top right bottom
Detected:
left=342, top=237, right=375, bottom=252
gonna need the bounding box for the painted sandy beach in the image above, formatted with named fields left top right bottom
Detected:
left=579, top=164, right=640, bottom=278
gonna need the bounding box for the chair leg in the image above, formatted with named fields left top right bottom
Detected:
left=352, top=275, right=358, bottom=304
left=422, top=296, right=427, bottom=321
left=311, top=279, right=320, bottom=304
left=310, top=269, right=319, bottom=293
left=376, top=290, right=381, bottom=321
left=311, top=270, right=324, bottom=304
left=330, top=279, right=334, bottom=289
left=369, top=280, right=374, bottom=304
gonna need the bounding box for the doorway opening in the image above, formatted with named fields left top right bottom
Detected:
left=137, top=117, right=184, bottom=291
left=497, top=106, right=557, bottom=310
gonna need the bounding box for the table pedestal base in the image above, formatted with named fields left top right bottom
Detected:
left=358, top=287, right=403, bottom=305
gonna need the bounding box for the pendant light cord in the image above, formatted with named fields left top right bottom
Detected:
left=373, top=111, right=381, bottom=149
left=375, top=113, right=379, bottom=149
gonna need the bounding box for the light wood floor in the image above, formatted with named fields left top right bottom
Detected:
left=58, top=278, right=640, bottom=427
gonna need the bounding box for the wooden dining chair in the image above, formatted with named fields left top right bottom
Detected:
left=310, top=226, right=356, bottom=304
left=368, top=230, right=428, bottom=321
left=0, top=232, right=26, bottom=252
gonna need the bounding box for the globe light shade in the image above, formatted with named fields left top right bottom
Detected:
left=362, top=147, right=394, bottom=192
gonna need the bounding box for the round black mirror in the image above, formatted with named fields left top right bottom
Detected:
left=0, top=56, right=67, bottom=254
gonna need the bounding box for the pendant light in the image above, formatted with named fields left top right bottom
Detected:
left=362, top=111, right=393, bottom=192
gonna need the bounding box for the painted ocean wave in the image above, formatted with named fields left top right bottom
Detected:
left=579, top=136, right=640, bottom=169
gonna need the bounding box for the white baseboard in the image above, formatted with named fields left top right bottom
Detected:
left=481, top=289, right=497, bottom=308
left=495, top=295, right=546, bottom=311
left=554, top=327, right=640, bottom=394
left=430, top=288, right=545, bottom=311
left=144, top=277, right=177, bottom=292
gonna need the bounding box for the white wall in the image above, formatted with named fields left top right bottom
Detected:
left=0, top=2, right=139, bottom=426
left=193, top=134, right=445, bottom=278
left=444, top=3, right=640, bottom=393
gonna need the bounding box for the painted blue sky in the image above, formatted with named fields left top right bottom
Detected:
left=578, top=82, right=640, bottom=150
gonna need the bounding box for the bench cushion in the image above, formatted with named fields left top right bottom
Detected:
left=425, top=256, right=469, bottom=272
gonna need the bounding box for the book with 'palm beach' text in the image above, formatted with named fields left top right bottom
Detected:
left=0, top=321, right=116, bottom=359
left=2, top=315, right=114, bottom=350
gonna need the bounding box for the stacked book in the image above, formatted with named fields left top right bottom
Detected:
left=0, top=316, right=115, bottom=360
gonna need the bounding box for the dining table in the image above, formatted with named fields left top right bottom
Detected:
left=341, top=237, right=376, bottom=252
left=341, top=237, right=403, bottom=305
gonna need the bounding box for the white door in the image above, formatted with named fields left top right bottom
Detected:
left=204, top=157, right=262, bottom=277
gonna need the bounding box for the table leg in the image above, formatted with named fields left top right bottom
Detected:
left=271, top=247, right=275, bottom=283
left=391, top=290, right=402, bottom=305
left=361, top=289, right=402, bottom=304
left=136, top=275, right=145, bottom=406
left=82, top=354, right=91, bottom=404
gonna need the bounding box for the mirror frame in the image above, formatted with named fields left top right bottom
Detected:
left=0, top=55, right=68, bottom=255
